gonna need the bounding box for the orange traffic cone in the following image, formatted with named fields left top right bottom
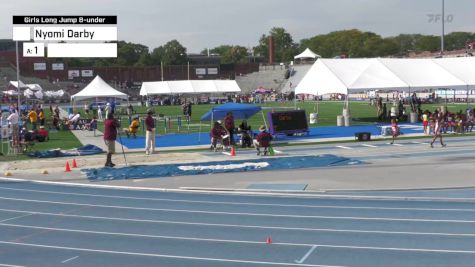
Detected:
left=65, top=162, right=71, bottom=172
left=72, top=159, right=78, bottom=168
left=231, top=147, right=236, bottom=156
left=266, top=236, right=272, bottom=244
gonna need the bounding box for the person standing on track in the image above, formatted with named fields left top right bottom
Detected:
left=430, top=108, right=446, bottom=148
left=103, top=113, right=119, bottom=167
left=224, top=112, right=235, bottom=145
left=145, top=109, right=156, bottom=155
left=390, top=118, right=399, bottom=145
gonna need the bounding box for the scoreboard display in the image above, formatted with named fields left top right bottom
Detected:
left=267, top=110, right=309, bottom=135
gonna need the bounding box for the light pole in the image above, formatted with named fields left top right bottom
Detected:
left=15, top=41, right=21, bottom=111
left=441, top=0, right=445, bottom=56
left=187, top=61, right=190, bottom=80
left=161, top=61, right=164, bottom=81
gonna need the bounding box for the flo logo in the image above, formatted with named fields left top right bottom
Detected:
left=427, top=14, right=454, bottom=23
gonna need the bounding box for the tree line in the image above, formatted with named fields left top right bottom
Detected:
left=63, top=28, right=475, bottom=67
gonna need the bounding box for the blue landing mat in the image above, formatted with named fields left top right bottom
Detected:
left=84, top=154, right=364, bottom=181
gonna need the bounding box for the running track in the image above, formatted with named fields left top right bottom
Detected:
left=0, top=181, right=474, bottom=266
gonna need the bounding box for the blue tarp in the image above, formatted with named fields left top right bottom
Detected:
left=28, top=144, right=104, bottom=158
left=200, top=103, right=262, bottom=121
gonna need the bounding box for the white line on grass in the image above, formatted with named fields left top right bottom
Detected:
left=295, top=245, right=318, bottom=264
left=0, top=196, right=475, bottom=223
left=0, top=241, right=341, bottom=267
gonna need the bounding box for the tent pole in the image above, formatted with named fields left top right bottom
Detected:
left=294, top=93, right=297, bottom=110
left=198, top=121, right=201, bottom=143
left=467, top=85, right=470, bottom=108
left=261, top=110, right=268, bottom=129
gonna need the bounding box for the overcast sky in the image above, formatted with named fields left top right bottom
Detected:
left=1, top=0, right=474, bottom=53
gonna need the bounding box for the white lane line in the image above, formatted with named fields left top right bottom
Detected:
left=295, top=245, right=317, bottom=264
left=3, top=177, right=475, bottom=202
left=61, top=256, right=78, bottom=263
left=1, top=186, right=475, bottom=212
left=0, top=241, right=341, bottom=267
left=0, top=213, right=34, bottom=223
left=1, top=197, right=475, bottom=223
left=0, top=264, right=26, bottom=267
left=335, top=146, right=352, bottom=150
left=386, top=143, right=403, bottom=146
left=412, top=141, right=429, bottom=145
left=2, top=238, right=475, bottom=257
left=2, top=212, right=475, bottom=238
left=360, top=144, right=377, bottom=148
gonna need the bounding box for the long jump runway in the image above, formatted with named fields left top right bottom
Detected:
left=0, top=182, right=474, bottom=266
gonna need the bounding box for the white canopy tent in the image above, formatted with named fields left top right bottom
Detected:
left=294, top=48, right=321, bottom=59
left=139, top=80, right=241, bottom=96
left=378, top=58, right=467, bottom=91
left=296, top=57, right=474, bottom=96
left=433, top=57, right=475, bottom=90
left=71, top=76, right=128, bottom=103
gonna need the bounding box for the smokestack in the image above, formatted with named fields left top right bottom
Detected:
left=268, top=36, right=274, bottom=64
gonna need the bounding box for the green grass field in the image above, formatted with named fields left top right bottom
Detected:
left=3, top=100, right=472, bottom=159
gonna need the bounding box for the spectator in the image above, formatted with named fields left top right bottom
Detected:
left=104, top=103, right=111, bottom=119
left=7, top=109, right=19, bottom=147
left=238, top=120, right=252, bottom=148
left=123, top=116, right=140, bottom=138
left=27, top=108, right=38, bottom=131
left=97, top=105, right=103, bottom=121
left=39, top=108, right=45, bottom=127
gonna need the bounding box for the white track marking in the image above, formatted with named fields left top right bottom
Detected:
left=0, top=213, right=34, bottom=223
left=0, top=264, right=26, bottom=267
left=61, top=256, right=78, bottom=263
left=1, top=238, right=475, bottom=256
left=1, top=185, right=475, bottom=212
left=295, top=245, right=318, bottom=264
left=0, top=241, right=341, bottom=267
left=411, top=141, right=429, bottom=145
left=391, top=143, right=403, bottom=147
left=0, top=196, right=475, bottom=223
left=360, top=144, right=377, bottom=148
left=335, top=146, right=352, bottom=150
left=1, top=210, right=475, bottom=237
left=2, top=177, right=474, bottom=202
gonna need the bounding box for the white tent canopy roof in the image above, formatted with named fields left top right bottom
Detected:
left=140, top=80, right=241, bottom=96
left=9, top=81, right=43, bottom=91
left=71, top=76, right=128, bottom=102
left=9, top=81, right=27, bottom=88
left=349, top=59, right=409, bottom=91
left=296, top=57, right=474, bottom=96
left=378, top=58, right=467, bottom=90
left=294, top=48, right=321, bottom=59
left=433, top=57, right=475, bottom=90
